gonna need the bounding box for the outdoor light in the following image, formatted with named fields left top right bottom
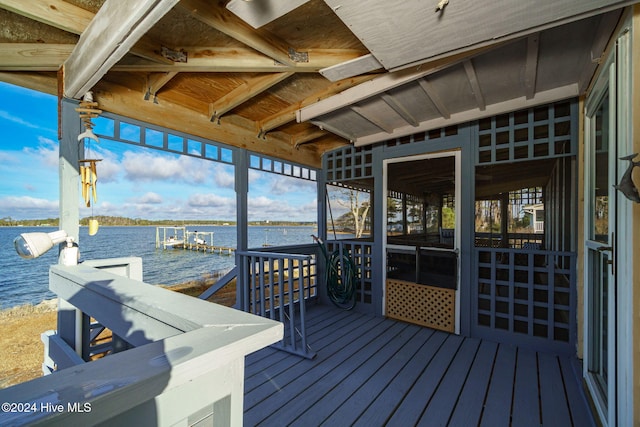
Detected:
left=14, top=230, right=69, bottom=260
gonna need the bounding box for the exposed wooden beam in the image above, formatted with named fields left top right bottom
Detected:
left=463, top=59, right=485, bottom=111
left=417, top=78, right=450, bottom=119
left=257, top=74, right=375, bottom=135
left=63, top=0, right=179, bottom=99
left=310, top=120, right=354, bottom=143
left=381, top=93, right=419, bottom=127
left=0, top=71, right=58, bottom=95
left=524, top=33, right=540, bottom=100
left=208, top=72, right=294, bottom=122
left=0, top=0, right=92, bottom=34
left=177, top=0, right=296, bottom=67
left=145, top=72, right=178, bottom=101
left=0, top=0, right=171, bottom=65
left=0, top=43, right=73, bottom=70
left=353, top=84, right=579, bottom=146
left=114, top=47, right=363, bottom=73
left=292, top=128, right=327, bottom=149
left=92, top=79, right=323, bottom=167
left=350, top=105, right=394, bottom=133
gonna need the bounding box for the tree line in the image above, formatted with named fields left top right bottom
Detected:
left=0, top=216, right=315, bottom=227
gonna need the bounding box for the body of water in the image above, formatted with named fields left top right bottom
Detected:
left=0, top=225, right=317, bottom=309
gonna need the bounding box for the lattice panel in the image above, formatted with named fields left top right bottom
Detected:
left=386, top=279, right=455, bottom=332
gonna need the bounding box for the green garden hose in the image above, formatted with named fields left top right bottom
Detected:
left=313, top=235, right=357, bottom=310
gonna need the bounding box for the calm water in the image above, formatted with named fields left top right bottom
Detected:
left=0, top=225, right=317, bottom=309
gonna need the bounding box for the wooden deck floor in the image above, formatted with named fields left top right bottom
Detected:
left=244, top=304, right=595, bottom=426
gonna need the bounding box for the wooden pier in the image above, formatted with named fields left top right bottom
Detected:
left=155, top=226, right=235, bottom=255
left=173, top=242, right=235, bottom=255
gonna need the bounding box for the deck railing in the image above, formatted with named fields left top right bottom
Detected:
left=237, top=246, right=318, bottom=359
left=0, top=260, right=282, bottom=426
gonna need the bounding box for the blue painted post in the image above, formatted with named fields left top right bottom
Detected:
left=58, top=97, right=83, bottom=356
left=235, top=150, right=248, bottom=309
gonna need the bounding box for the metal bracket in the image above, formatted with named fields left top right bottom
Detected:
left=161, top=46, right=188, bottom=63
left=288, top=48, right=309, bottom=63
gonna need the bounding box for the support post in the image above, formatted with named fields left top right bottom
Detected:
left=235, top=150, right=249, bottom=309
left=58, top=97, right=83, bottom=355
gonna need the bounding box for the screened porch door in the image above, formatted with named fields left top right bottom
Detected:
left=384, top=151, right=461, bottom=334
left=584, top=57, right=617, bottom=426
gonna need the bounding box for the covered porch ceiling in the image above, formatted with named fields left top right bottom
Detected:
left=0, top=0, right=632, bottom=167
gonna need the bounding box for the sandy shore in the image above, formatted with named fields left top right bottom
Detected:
left=0, top=277, right=236, bottom=389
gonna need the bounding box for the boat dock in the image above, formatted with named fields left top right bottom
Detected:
left=155, top=226, right=235, bottom=255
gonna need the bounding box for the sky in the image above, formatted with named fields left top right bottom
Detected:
left=0, top=82, right=318, bottom=222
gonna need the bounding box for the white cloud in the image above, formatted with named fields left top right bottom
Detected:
left=0, top=110, right=48, bottom=130
left=188, top=193, right=234, bottom=208
left=269, top=175, right=316, bottom=195
left=137, top=192, right=163, bottom=204
left=121, top=151, right=217, bottom=184
left=22, top=137, right=58, bottom=168
left=0, top=151, right=18, bottom=163
left=0, top=196, right=59, bottom=218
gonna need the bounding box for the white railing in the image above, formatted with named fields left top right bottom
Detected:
left=0, top=260, right=282, bottom=426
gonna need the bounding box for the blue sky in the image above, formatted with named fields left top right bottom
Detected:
left=0, top=82, right=318, bottom=222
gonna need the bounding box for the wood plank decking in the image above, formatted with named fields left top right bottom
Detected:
left=244, top=304, right=595, bottom=426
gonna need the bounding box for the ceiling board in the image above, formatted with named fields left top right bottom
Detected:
left=426, top=64, right=477, bottom=114
left=354, top=97, right=409, bottom=132
left=263, top=0, right=366, bottom=50
left=0, top=9, right=78, bottom=43
left=226, top=0, right=310, bottom=29
left=145, top=7, right=242, bottom=48
left=385, top=82, right=440, bottom=124
left=323, top=0, right=634, bottom=71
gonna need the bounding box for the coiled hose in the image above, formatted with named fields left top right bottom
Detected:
left=313, top=235, right=357, bottom=310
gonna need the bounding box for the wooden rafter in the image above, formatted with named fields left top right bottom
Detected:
left=0, top=71, right=58, bottom=96
left=350, top=104, right=394, bottom=133
left=208, top=72, right=294, bottom=122
left=90, top=79, right=324, bottom=167
left=524, top=33, right=540, bottom=100
left=177, top=0, right=296, bottom=67
left=63, top=0, right=179, bottom=99
left=578, top=11, right=623, bottom=93
left=417, top=78, right=450, bottom=119
left=115, top=47, right=363, bottom=73
left=145, top=72, right=178, bottom=100
left=0, top=0, right=92, bottom=33
left=310, top=120, right=355, bottom=143
left=0, top=43, right=73, bottom=71
left=256, top=74, right=376, bottom=136
left=463, top=60, right=485, bottom=111
left=381, top=93, right=419, bottom=127
left=292, top=128, right=327, bottom=149
left=0, top=0, right=171, bottom=65
left=354, top=84, right=579, bottom=147
left=298, top=45, right=497, bottom=123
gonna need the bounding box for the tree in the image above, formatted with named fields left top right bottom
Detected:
left=334, top=188, right=371, bottom=238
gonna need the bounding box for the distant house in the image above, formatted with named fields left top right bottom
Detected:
left=522, top=203, right=545, bottom=233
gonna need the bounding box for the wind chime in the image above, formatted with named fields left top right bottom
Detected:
left=76, top=91, right=102, bottom=235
